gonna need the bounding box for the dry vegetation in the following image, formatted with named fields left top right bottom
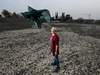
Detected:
left=0, top=23, right=100, bottom=75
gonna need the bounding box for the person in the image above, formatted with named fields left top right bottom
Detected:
left=50, top=27, right=60, bottom=72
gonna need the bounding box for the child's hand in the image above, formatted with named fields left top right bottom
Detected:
left=49, top=49, right=52, bottom=55
left=55, top=51, right=57, bottom=55
left=49, top=51, right=51, bottom=54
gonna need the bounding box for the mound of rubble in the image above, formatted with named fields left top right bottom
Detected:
left=0, top=27, right=100, bottom=75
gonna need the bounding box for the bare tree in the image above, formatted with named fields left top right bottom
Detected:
left=65, top=14, right=70, bottom=20
left=55, top=12, right=58, bottom=20
left=60, top=12, right=66, bottom=22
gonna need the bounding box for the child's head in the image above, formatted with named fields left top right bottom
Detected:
left=51, top=27, right=57, bottom=33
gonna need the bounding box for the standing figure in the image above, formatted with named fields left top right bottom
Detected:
left=50, top=27, right=60, bottom=72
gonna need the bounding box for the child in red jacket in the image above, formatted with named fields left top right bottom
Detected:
left=50, top=27, right=60, bottom=72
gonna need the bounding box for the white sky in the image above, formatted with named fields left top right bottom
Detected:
left=0, top=0, right=100, bottom=19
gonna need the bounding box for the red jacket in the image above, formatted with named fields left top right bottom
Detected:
left=50, top=33, right=59, bottom=56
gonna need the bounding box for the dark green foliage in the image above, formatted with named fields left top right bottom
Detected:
left=21, top=6, right=51, bottom=28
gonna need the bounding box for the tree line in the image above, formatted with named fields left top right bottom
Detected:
left=0, top=9, right=22, bottom=18
left=52, top=12, right=73, bottom=22
left=0, top=9, right=100, bottom=24
left=52, top=12, right=100, bottom=24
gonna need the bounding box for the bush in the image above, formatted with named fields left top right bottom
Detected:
left=1, top=9, right=12, bottom=18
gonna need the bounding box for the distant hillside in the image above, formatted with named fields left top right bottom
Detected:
left=0, top=17, right=32, bottom=32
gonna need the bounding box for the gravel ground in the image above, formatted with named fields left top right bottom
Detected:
left=0, top=24, right=100, bottom=75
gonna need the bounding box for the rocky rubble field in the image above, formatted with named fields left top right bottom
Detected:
left=0, top=25, right=100, bottom=75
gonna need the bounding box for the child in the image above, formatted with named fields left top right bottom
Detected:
left=50, top=27, right=60, bottom=72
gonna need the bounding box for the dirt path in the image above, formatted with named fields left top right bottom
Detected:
left=0, top=27, right=100, bottom=75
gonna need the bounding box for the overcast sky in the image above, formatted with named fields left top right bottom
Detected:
left=0, top=0, right=100, bottom=19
